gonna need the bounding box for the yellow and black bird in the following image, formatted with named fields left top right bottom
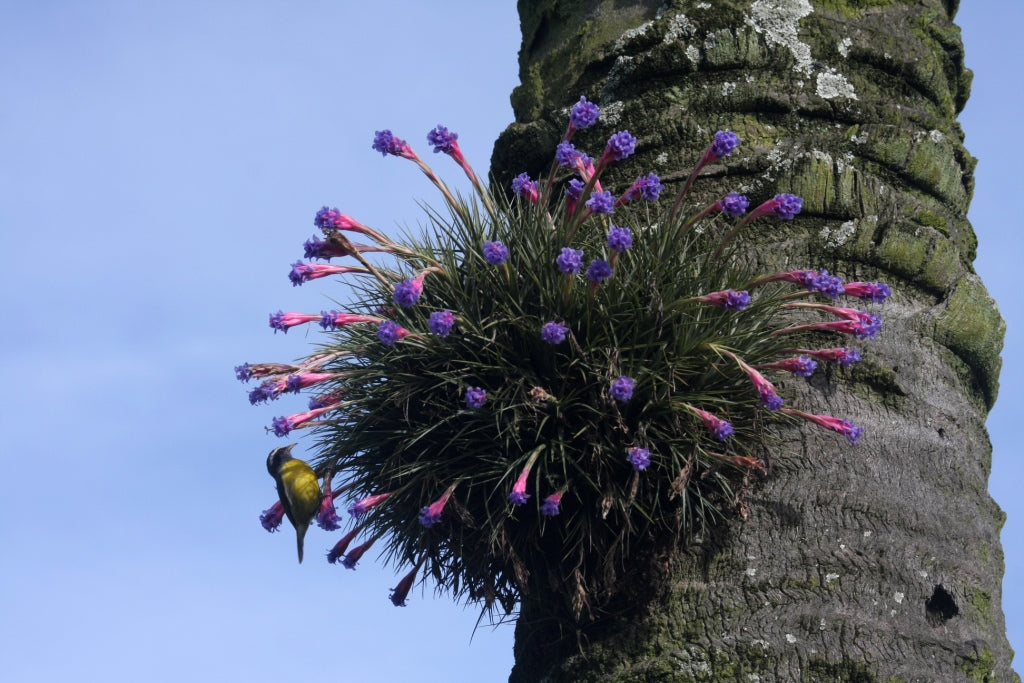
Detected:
left=266, top=444, right=322, bottom=563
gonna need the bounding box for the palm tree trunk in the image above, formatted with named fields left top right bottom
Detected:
left=492, top=1, right=1014, bottom=680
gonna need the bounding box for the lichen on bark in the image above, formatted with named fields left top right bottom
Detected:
left=492, top=1, right=1013, bottom=680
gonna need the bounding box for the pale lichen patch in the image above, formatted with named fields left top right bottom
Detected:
left=722, top=81, right=737, bottom=96
left=685, top=44, right=700, bottom=64
left=600, top=100, right=625, bottom=126
left=816, top=69, right=858, bottom=100
left=838, top=36, right=852, bottom=57
left=745, top=0, right=814, bottom=75
left=663, top=13, right=696, bottom=44
left=819, top=219, right=859, bottom=248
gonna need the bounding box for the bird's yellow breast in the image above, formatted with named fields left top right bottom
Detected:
left=278, top=458, right=321, bottom=523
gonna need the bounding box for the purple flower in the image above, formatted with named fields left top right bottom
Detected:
left=836, top=347, right=861, bottom=367
left=427, top=125, right=457, bottom=154
left=483, top=241, right=509, bottom=265
left=464, top=386, right=487, bottom=409
left=569, top=96, right=600, bottom=129
left=314, top=206, right=343, bottom=230
left=260, top=501, right=284, bottom=532
left=557, top=247, right=585, bottom=274
left=811, top=270, right=845, bottom=299
left=248, top=382, right=278, bottom=405
left=565, top=178, right=585, bottom=201
left=377, top=320, right=405, bottom=346
left=235, top=363, right=253, bottom=382
left=541, top=491, right=564, bottom=516
left=627, top=447, right=651, bottom=471
left=586, top=259, right=613, bottom=284
left=771, top=193, right=803, bottom=220
left=710, top=130, right=741, bottom=159
left=621, top=172, right=663, bottom=202
left=759, top=387, right=785, bottom=411
left=586, top=190, right=615, bottom=214
left=610, top=375, right=635, bottom=402
left=719, top=192, right=749, bottom=218
left=428, top=310, right=456, bottom=337
left=698, top=289, right=751, bottom=311
left=606, top=226, right=633, bottom=251
left=761, top=356, right=818, bottom=377
left=316, top=495, right=341, bottom=531
left=372, top=129, right=410, bottom=157
left=556, top=141, right=579, bottom=166
left=604, top=130, right=637, bottom=161
left=779, top=356, right=818, bottom=377
left=511, top=172, right=539, bottom=202
left=541, top=321, right=568, bottom=344
left=393, top=277, right=424, bottom=307
left=271, top=416, right=294, bottom=437
left=844, top=281, right=892, bottom=303
left=689, top=406, right=734, bottom=441
left=854, top=313, right=882, bottom=339
left=418, top=487, right=454, bottom=527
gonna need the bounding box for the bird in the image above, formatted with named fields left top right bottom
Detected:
left=266, top=444, right=322, bottom=563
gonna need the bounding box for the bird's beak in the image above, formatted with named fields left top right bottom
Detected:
left=284, top=443, right=297, bottom=454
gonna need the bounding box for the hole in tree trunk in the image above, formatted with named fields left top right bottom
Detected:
left=926, top=584, right=959, bottom=626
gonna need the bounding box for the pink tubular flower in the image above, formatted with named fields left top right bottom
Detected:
left=695, top=289, right=751, bottom=311
left=327, top=525, right=362, bottom=564
left=685, top=405, right=734, bottom=441
left=717, top=348, right=784, bottom=410
left=540, top=490, right=564, bottom=516
left=418, top=485, right=455, bottom=527
left=348, top=492, right=393, bottom=518
left=284, top=372, right=337, bottom=393
left=791, top=347, right=862, bottom=367
left=758, top=356, right=818, bottom=377
left=509, top=467, right=532, bottom=506
left=314, top=206, right=390, bottom=244
left=389, top=561, right=423, bottom=607
left=289, top=261, right=370, bottom=286
left=316, top=493, right=341, bottom=531
left=319, top=311, right=383, bottom=331
left=782, top=408, right=864, bottom=445
left=269, top=311, right=322, bottom=333
left=260, top=500, right=285, bottom=532
left=843, top=281, right=891, bottom=303
left=270, top=402, right=345, bottom=437
left=776, top=302, right=882, bottom=340
left=372, top=129, right=416, bottom=160
left=342, top=534, right=381, bottom=570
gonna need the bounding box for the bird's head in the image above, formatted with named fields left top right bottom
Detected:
left=266, top=443, right=297, bottom=476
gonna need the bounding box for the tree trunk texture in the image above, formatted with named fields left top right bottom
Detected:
left=491, top=1, right=1012, bottom=681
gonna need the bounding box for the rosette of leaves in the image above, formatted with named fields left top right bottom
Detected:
left=242, top=110, right=882, bottom=627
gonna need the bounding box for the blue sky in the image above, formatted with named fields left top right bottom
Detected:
left=0, top=2, right=1019, bottom=680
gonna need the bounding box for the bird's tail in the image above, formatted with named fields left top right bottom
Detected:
left=296, top=522, right=309, bottom=564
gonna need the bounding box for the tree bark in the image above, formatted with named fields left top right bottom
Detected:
left=492, top=1, right=1013, bottom=680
